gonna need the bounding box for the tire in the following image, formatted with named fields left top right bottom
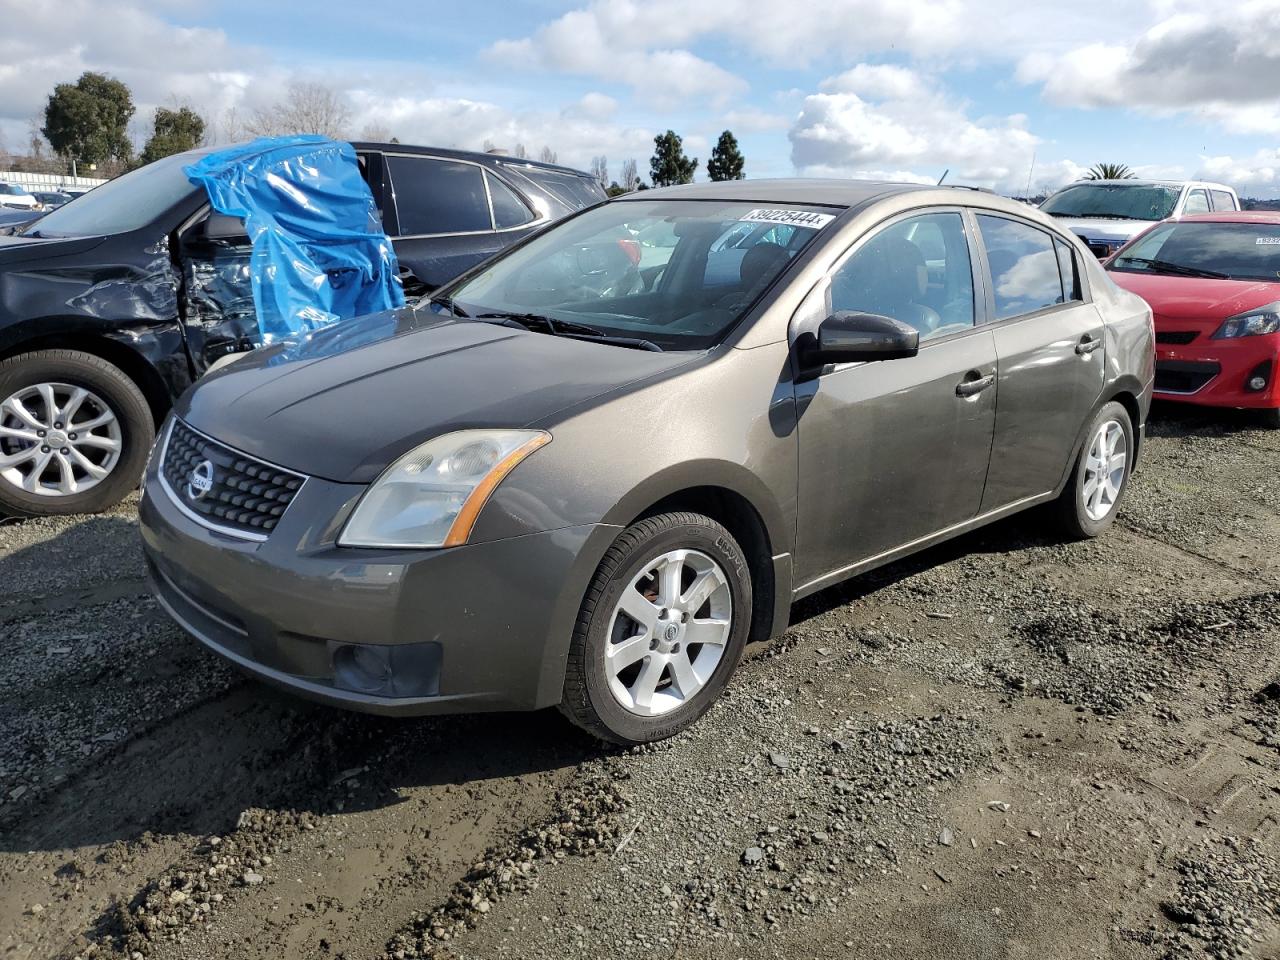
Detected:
left=0, top=349, right=155, bottom=517
left=559, top=512, right=752, bottom=745
left=1054, top=400, right=1134, bottom=539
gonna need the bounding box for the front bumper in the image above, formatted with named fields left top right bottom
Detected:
left=140, top=451, right=618, bottom=716
left=1154, top=332, right=1280, bottom=409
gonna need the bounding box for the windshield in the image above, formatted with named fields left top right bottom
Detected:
left=1109, top=221, right=1280, bottom=282
left=22, top=153, right=198, bottom=237
left=1041, top=183, right=1179, bottom=222
left=441, top=199, right=836, bottom=350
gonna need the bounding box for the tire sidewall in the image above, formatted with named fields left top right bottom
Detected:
left=581, top=518, right=751, bottom=743
left=0, top=352, right=154, bottom=516
left=1069, top=401, right=1134, bottom=537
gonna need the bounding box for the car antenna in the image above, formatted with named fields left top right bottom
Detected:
left=937, top=169, right=949, bottom=185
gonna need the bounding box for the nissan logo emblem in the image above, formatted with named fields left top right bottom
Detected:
left=186, top=460, right=214, bottom=501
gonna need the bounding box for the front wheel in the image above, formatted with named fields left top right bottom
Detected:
left=1054, top=401, right=1134, bottom=539
left=0, top=350, right=155, bottom=517
left=559, top=512, right=752, bottom=745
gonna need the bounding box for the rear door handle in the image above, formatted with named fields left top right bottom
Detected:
left=1075, top=335, right=1102, bottom=356
left=955, top=373, right=996, bottom=398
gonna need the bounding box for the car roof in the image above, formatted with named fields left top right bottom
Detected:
left=617, top=178, right=934, bottom=208
left=1059, top=178, right=1236, bottom=191
left=1176, top=210, right=1280, bottom=224
left=176, top=141, right=596, bottom=179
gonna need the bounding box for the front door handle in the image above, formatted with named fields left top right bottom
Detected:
left=1075, top=335, right=1102, bottom=356
left=955, top=372, right=996, bottom=398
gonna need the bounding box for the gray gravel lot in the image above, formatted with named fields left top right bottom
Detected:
left=1, top=403, right=1277, bottom=960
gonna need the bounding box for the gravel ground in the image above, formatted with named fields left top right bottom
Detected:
left=1, top=403, right=1277, bottom=960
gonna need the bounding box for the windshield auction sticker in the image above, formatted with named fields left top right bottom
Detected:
left=740, top=208, right=836, bottom=229
left=1255, top=236, right=1280, bottom=245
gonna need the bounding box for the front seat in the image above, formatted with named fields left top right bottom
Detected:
left=832, top=236, right=941, bottom=334
left=715, top=242, right=791, bottom=311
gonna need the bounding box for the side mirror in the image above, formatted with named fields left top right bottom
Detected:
left=801, top=311, right=920, bottom=366
left=201, top=213, right=249, bottom=243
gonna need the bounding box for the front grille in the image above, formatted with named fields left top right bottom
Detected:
left=160, top=418, right=305, bottom=539
left=1155, top=359, right=1220, bottom=395
left=1155, top=330, right=1198, bottom=345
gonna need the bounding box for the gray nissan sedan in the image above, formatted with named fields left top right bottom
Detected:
left=140, top=180, right=1154, bottom=744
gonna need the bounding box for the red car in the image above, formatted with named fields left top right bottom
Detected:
left=1106, top=211, right=1280, bottom=426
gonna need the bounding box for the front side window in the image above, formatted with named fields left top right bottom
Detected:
left=387, top=156, right=491, bottom=235
left=1183, top=189, right=1211, bottom=215
left=1109, top=221, right=1280, bottom=282
left=1041, top=183, right=1180, bottom=222
left=829, top=212, right=975, bottom=341
left=978, top=215, right=1066, bottom=320
left=444, top=200, right=834, bottom=351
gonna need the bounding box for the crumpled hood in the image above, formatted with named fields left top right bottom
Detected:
left=178, top=306, right=697, bottom=483
left=1048, top=217, right=1153, bottom=244
left=0, top=232, right=106, bottom=264
left=1107, top=272, right=1280, bottom=327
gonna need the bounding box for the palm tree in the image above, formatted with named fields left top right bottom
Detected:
left=1084, top=163, right=1136, bottom=181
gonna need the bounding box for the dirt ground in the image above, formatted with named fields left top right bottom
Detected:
left=1, top=402, right=1277, bottom=960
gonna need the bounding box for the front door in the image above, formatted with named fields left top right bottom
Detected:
left=973, top=214, right=1106, bottom=510
left=793, top=209, right=998, bottom=588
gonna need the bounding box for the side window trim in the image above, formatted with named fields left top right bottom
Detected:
left=969, top=210, right=1092, bottom=327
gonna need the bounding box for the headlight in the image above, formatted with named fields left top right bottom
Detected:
left=338, top=429, right=550, bottom=548
left=1213, top=302, right=1280, bottom=339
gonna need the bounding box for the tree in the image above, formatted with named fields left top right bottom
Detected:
left=513, top=143, right=528, bottom=160
left=42, top=71, right=135, bottom=166
left=707, top=129, right=745, bottom=181
left=247, top=81, right=351, bottom=138
left=605, top=181, right=627, bottom=198
left=538, top=146, right=558, bottom=164
left=139, top=106, right=206, bottom=165
left=620, top=158, right=641, bottom=192
left=1084, top=162, right=1136, bottom=181
left=359, top=122, right=393, bottom=142
left=649, top=130, right=697, bottom=187
left=590, top=155, right=608, bottom=191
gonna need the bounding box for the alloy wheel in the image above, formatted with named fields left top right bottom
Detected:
left=605, top=548, right=733, bottom=716
left=0, top=382, right=123, bottom=497
left=1082, top=419, right=1127, bottom=521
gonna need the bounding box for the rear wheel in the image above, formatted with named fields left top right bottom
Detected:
left=1054, top=401, right=1133, bottom=539
left=0, top=350, right=154, bottom=516
left=559, top=512, right=751, bottom=745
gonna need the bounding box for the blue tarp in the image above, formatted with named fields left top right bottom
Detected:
left=184, top=136, right=403, bottom=343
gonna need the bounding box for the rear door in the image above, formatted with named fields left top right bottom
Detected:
left=383, top=154, right=538, bottom=290
left=976, top=213, right=1105, bottom=511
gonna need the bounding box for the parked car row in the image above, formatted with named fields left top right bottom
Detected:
left=0, top=141, right=606, bottom=516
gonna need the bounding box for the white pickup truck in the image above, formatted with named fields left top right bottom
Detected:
left=1039, top=179, right=1239, bottom=258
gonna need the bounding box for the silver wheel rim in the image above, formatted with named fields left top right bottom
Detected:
left=1082, top=419, right=1127, bottom=521
left=0, top=382, right=122, bottom=497
left=605, top=548, right=733, bottom=717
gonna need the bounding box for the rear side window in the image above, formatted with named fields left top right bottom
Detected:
left=387, top=156, right=490, bottom=235
left=486, top=172, right=534, bottom=229
left=1210, top=190, right=1237, bottom=212
left=977, top=215, right=1064, bottom=320
left=1054, top=237, right=1082, bottom=302
left=1183, top=189, right=1210, bottom=215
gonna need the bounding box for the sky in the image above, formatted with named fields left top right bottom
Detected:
left=3, top=0, right=1280, bottom=196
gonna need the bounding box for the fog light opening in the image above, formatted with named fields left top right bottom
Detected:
left=332, top=643, right=392, bottom=694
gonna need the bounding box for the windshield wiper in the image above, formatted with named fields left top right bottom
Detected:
left=474, top=311, right=663, bottom=352
left=1114, top=257, right=1229, bottom=280
left=428, top=294, right=468, bottom=317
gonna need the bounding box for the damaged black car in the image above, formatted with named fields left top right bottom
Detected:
left=0, top=143, right=604, bottom=516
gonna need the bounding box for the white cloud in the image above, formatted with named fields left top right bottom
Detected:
left=721, top=109, right=790, bottom=133
left=1196, top=149, right=1280, bottom=196
left=789, top=68, right=1067, bottom=194
left=1019, top=3, right=1280, bottom=134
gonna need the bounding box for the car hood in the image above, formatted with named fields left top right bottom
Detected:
left=1106, top=271, right=1280, bottom=326
left=178, top=306, right=698, bottom=484
left=0, top=232, right=106, bottom=264
left=1047, top=217, right=1154, bottom=243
